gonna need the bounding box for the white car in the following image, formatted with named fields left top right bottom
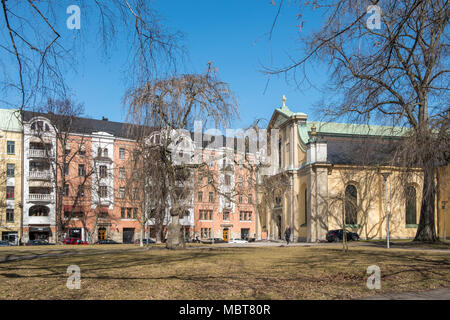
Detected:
left=229, top=238, right=248, bottom=244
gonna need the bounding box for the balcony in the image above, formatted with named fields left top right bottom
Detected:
left=29, top=149, right=53, bottom=158
left=29, top=193, right=54, bottom=202
left=29, top=170, right=52, bottom=180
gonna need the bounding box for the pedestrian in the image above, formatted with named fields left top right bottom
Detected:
left=285, top=225, right=291, bottom=245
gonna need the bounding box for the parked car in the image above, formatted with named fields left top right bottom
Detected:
left=135, top=238, right=156, bottom=245
left=0, top=240, right=13, bottom=246
left=26, top=239, right=55, bottom=246
left=64, top=237, right=88, bottom=245
left=229, top=238, right=248, bottom=244
left=326, top=229, right=360, bottom=242
left=201, top=238, right=226, bottom=244
left=95, top=239, right=120, bottom=244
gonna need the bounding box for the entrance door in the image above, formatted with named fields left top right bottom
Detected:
left=277, top=215, right=282, bottom=240
left=223, top=228, right=229, bottom=242
left=98, top=227, right=106, bottom=240
left=123, top=228, right=135, bottom=244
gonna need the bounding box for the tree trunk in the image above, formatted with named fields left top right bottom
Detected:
left=166, top=213, right=185, bottom=250
left=414, top=166, right=438, bottom=242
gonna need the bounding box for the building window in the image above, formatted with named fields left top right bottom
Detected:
left=248, top=194, right=253, bottom=204
left=119, top=148, right=125, bottom=159
left=405, top=186, right=417, bottom=225
left=238, top=194, right=243, bottom=204
left=240, top=211, right=251, bottom=221
left=198, top=191, right=203, bottom=202
left=99, top=165, right=107, bottom=178
left=119, top=187, right=125, bottom=199
left=6, top=209, right=14, bottom=222
left=99, top=186, right=108, bottom=198
left=121, top=207, right=125, bottom=219
left=225, top=175, right=231, bottom=185
left=64, top=184, right=69, bottom=196
left=133, top=208, right=138, bottom=219
left=103, top=148, right=108, bottom=157
left=345, top=185, right=358, bottom=225
left=6, top=164, right=15, bottom=177
left=97, top=147, right=102, bottom=157
left=201, top=228, right=211, bottom=239
left=133, top=188, right=139, bottom=200
left=225, top=192, right=231, bottom=207
left=78, top=145, right=86, bottom=156
left=78, top=185, right=85, bottom=197
left=223, top=211, right=230, bottom=221
left=64, top=163, right=69, bottom=175
left=6, top=186, right=14, bottom=199
left=199, top=210, right=212, bottom=220
left=119, top=167, right=125, bottom=179
left=127, top=208, right=132, bottom=219
left=238, top=177, right=243, bottom=187
left=7, top=141, right=15, bottom=155
left=78, top=164, right=85, bottom=177
left=209, top=192, right=214, bottom=203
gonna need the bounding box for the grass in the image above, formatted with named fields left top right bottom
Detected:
left=0, top=244, right=449, bottom=300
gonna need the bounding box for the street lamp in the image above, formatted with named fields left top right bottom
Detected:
left=442, top=201, right=448, bottom=241
left=381, top=172, right=391, bottom=248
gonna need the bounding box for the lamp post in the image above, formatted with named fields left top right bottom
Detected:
left=381, top=172, right=391, bottom=248
left=443, top=201, right=448, bottom=241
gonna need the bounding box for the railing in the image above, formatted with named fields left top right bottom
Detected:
left=29, top=193, right=54, bottom=201
left=29, top=149, right=53, bottom=158
left=29, top=171, right=52, bottom=180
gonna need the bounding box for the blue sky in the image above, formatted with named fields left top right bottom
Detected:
left=5, top=1, right=330, bottom=129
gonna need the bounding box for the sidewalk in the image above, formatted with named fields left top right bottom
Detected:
left=361, top=287, right=450, bottom=300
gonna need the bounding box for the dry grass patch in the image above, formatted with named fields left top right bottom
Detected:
left=0, top=245, right=448, bottom=299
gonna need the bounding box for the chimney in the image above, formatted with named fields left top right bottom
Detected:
left=102, top=117, right=108, bottom=121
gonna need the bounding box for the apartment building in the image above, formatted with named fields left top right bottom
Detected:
left=0, top=109, right=22, bottom=244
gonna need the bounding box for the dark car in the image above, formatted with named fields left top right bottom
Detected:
left=135, top=238, right=156, bottom=245
left=326, top=229, right=360, bottom=242
left=95, top=239, right=120, bottom=244
left=26, top=239, right=55, bottom=246
left=201, top=238, right=226, bottom=244
left=0, top=240, right=12, bottom=246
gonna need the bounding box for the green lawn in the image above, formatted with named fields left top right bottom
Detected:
left=0, top=244, right=449, bottom=299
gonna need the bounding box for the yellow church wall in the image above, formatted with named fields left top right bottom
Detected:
left=437, top=166, right=450, bottom=239
left=326, top=166, right=423, bottom=240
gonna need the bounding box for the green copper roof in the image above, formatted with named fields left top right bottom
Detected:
left=298, top=121, right=409, bottom=146
left=0, top=109, right=22, bottom=132
left=276, top=105, right=307, bottom=118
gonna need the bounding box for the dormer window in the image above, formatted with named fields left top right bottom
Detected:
left=45, top=124, right=50, bottom=131
left=31, top=123, right=36, bottom=130
left=37, top=121, right=43, bottom=131
left=103, top=148, right=108, bottom=157
left=98, top=147, right=102, bottom=157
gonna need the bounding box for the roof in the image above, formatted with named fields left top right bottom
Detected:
left=22, top=111, right=132, bottom=139
left=325, top=136, right=401, bottom=166
left=0, top=109, right=22, bottom=132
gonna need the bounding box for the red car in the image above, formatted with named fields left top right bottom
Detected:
left=64, top=237, right=88, bottom=245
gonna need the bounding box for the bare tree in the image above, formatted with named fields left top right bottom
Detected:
left=266, top=0, right=449, bottom=241
left=125, top=64, right=238, bottom=249
left=1, top=0, right=182, bottom=111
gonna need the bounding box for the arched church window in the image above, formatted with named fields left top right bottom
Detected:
left=405, top=186, right=417, bottom=225
left=345, top=184, right=357, bottom=225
